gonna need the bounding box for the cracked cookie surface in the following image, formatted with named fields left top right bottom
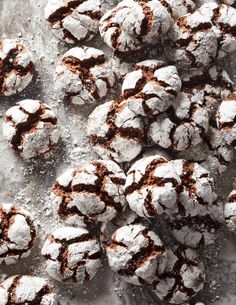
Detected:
left=45, top=0, right=102, bottom=44
left=0, top=204, right=37, bottom=265
left=52, top=160, right=126, bottom=227
left=0, top=38, right=34, bottom=96
left=41, top=226, right=102, bottom=284
left=3, top=99, right=60, bottom=159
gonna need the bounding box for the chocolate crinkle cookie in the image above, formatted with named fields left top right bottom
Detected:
left=125, top=156, right=217, bottom=220
left=216, top=93, right=236, bottom=148
left=87, top=100, right=144, bottom=163
left=153, top=247, right=206, bottom=304
left=0, top=38, right=34, bottom=96
left=2, top=99, right=60, bottom=159
left=224, top=189, right=236, bottom=232
left=41, top=226, right=102, bottom=285
left=197, top=3, right=236, bottom=58
left=0, top=204, right=37, bottom=265
left=45, top=0, right=102, bottom=44
left=170, top=200, right=225, bottom=248
left=105, top=223, right=167, bottom=286
left=99, top=0, right=173, bottom=52
left=182, top=65, right=235, bottom=119
left=177, top=126, right=234, bottom=178
left=163, top=10, right=218, bottom=72
left=148, top=92, right=209, bottom=151
left=125, top=155, right=181, bottom=219
left=54, top=46, right=115, bottom=105
left=121, top=60, right=182, bottom=117
left=52, top=160, right=126, bottom=227
left=0, top=275, right=57, bottom=305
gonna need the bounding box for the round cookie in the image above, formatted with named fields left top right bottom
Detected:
left=125, top=155, right=181, bottom=219
left=41, top=226, right=102, bottom=284
left=121, top=60, right=182, bottom=117
left=153, top=247, right=206, bottom=304
left=177, top=126, right=234, bottom=178
left=148, top=92, right=209, bottom=151
left=170, top=200, right=224, bottom=248
left=163, top=10, right=218, bottom=71
left=182, top=65, right=235, bottom=119
left=0, top=204, right=37, bottom=265
left=2, top=99, right=60, bottom=159
left=197, top=3, right=236, bottom=58
left=54, top=46, right=115, bottom=105
left=216, top=93, right=236, bottom=148
left=45, top=0, right=102, bottom=44
left=52, top=160, right=126, bottom=227
left=105, top=223, right=167, bottom=285
left=224, top=190, right=236, bottom=232
left=0, top=38, right=34, bottom=96
left=87, top=100, right=144, bottom=163
left=0, top=275, right=56, bottom=305
left=99, top=0, right=173, bottom=52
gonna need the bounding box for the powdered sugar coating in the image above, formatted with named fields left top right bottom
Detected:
left=197, top=3, right=236, bottom=58
left=41, top=226, right=102, bottom=284
left=125, top=155, right=181, bottom=218
left=54, top=46, right=115, bottom=105
left=163, top=11, right=218, bottom=71
left=106, top=223, right=167, bottom=285
left=0, top=204, right=37, bottom=265
left=99, top=0, right=173, bottom=52
left=224, top=190, right=236, bottom=232
left=216, top=93, right=236, bottom=148
left=87, top=100, right=144, bottom=163
left=0, top=38, right=34, bottom=96
left=122, top=60, right=182, bottom=117
left=177, top=126, right=234, bottom=178
left=148, top=92, right=209, bottom=151
left=170, top=200, right=224, bottom=248
left=0, top=275, right=56, bottom=305
left=162, top=0, right=196, bottom=19
left=153, top=247, right=205, bottom=304
left=2, top=100, right=60, bottom=159
left=52, top=160, right=126, bottom=227
left=45, top=0, right=102, bottom=44
left=182, top=65, right=235, bottom=118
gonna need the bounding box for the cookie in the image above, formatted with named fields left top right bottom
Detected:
left=87, top=100, right=144, bottom=163
left=52, top=160, right=126, bottom=227
left=3, top=100, right=60, bottom=159
left=197, top=3, right=236, bottom=58
left=105, top=223, right=167, bottom=285
left=160, top=0, right=196, bottom=19
left=182, top=65, right=235, bottom=118
left=224, top=190, right=236, bottom=232
left=45, top=0, right=102, bottom=44
left=177, top=126, right=234, bottom=178
left=121, top=60, right=182, bottom=117
left=41, top=226, right=102, bottom=284
left=163, top=10, right=218, bottom=71
left=170, top=200, right=224, bottom=248
left=0, top=204, right=37, bottom=265
left=148, top=92, right=209, bottom=151
left=125, top=155, right=181, bottom=219
left=153, top=247, right=205, bottom=304
left=0, top=275, right=56, bottom=305
left=99, top=0, right=173, bottom=52
left=54, top=46, right=115, bottom=105
left=216, top=93, right=236, bottom=148
left=0, top=38, right=34, bottom=96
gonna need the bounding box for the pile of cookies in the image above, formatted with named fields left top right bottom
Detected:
left=0, top=0, right=236, bottom=304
